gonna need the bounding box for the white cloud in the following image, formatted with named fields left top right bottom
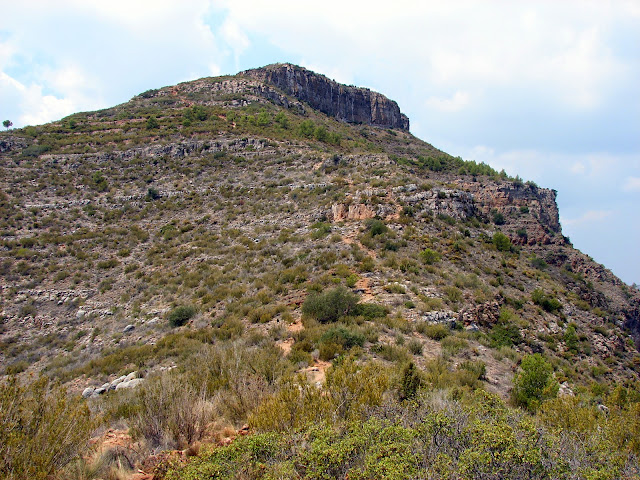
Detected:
left=570, top=162, right=586, bottom=175
left=561, top=209, right=613, bottom=227
left=0, top=1, right=222, bottom=127
left=219, top=18, right=250, bottom=68
left=623, top=177, right=640, bottom=192
left=213, top=0, right=633, bottom=113
left=0, top=72, right=77, bottom=126
left=426, top=91, right=470, bottom=112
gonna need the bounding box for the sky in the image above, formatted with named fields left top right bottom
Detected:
left=1, top=1, right=639, bottom=285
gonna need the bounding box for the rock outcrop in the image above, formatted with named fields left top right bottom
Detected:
left=0, top=136, right=29, bottom=153
left=244, top=64, right=410, bottom=131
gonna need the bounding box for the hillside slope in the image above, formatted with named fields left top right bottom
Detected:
left=1, top=63, right=639, bottom=390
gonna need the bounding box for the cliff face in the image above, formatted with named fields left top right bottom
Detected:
left=244, top=64, right=410, bottom=131
left=461, top=181, right=563, bottom=245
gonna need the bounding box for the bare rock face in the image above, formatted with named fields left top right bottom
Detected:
left=459, top=301, right=501, bottom=328
left=330, top=203, right=376, bottom=222
left=244, top=64, right=410, bottom=131
left=460, top=181, right=563, bottom=245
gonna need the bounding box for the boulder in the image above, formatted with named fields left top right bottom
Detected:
left=82, top=386, right=95, bottom=398
left=115, top=378, right=144, bottom=391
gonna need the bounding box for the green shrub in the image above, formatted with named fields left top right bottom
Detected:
left=129, top=372, right=213, bottom=449
left=444, top=285, right=463, bottom=304
left=366, top=218, right=387, bottom=236
left=441, top=335, right=468, bottom=355
left=385, top=283, right=406, bottom=294
left=302, top=287, right=359, bottom=323
left=399, top=361, right=422, bottom=401
left=531, top=288, right=562, bottom=313
left=311, top=221, right=331, bottom=238
left=407, top=338, right=423, bottom=355
left=511, top=353, right=559, bottom=411
left=371, top=343, right=409, bottom=362
left=458, top=360, right=486, bottom=380
left=416, top=322, right=450, bottom=340
left=21, top=144, right=51, bottom=158
left=5, top=360, right=29, bottom=375
left=530, top=255, right=548, bottom=270
left=146, top=115, right=159, bottom=129
left=489, top=322, right=523, bottom=348
left=274, top=111, right=289, bottom=128
left=320, top=327, right=365, bottom=350
left=146, top=187, right=161, bottom=201
left=298, top=119, right=315, bottom=137
left=564, top=323, right=579, bottom=353
left=492, top=231, right=512, bottom=251
left=353, top=302, right=389, bottom=319
left=168, top=305, right=196, bottom=327
left=489, top=309, right=523, bottom=348
left=97, top=258, right=119, bottom=269
left=420, top=248, right=441, bottom=265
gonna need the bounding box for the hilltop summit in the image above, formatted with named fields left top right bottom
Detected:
left=243, top=63, right=410, bottom=130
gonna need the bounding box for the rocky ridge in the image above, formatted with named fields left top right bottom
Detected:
left=244, top=63, right=410, bottom=130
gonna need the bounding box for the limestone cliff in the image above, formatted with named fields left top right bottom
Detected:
left=244, top=63, right=410, bottom=131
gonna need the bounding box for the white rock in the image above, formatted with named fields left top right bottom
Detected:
left=82, top=386, right=95, bottom=398
left=116, top=378, right=144, bottom=390
left=109, top=375, right=127, bottom=389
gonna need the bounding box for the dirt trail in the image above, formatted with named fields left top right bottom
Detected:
left=355, top=276, right=375, bottom=302
left=276, top=337, right=295, bottom=355
left=302, top=360, right=331, bottom=385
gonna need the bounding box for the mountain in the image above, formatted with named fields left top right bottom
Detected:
left=1, top=63, right=640, bottom=479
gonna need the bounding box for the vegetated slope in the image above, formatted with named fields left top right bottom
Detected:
left=1, top=63, right=640, bottom=477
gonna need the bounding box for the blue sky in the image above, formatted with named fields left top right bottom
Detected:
left=1, top=1, right=639, bottom=285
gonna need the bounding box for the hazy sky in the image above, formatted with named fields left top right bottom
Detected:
left=1, top=1, right=639, bottom=285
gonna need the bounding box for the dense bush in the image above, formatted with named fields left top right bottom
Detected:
left=365, top=218, right=388, bottom=236
left=146, top=115, right=159, bottom=129
left=492, top=210, right=506, bottom=225
left=489, top=308, right=523, bottom=348
left=302, top=287, right=359, bottom=323
left=492, top=231, right=512, bottom=251
left=167, top=305, right=196, bottom=327
left=319, top=326, right=366, bottom=360
left=511, top=353, right=559, bottom=411
left=419, top=248, right=441, bottom=265
left=352, top=302, right=388, bottom=319
left=165, top=387, right=640, bottom=480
